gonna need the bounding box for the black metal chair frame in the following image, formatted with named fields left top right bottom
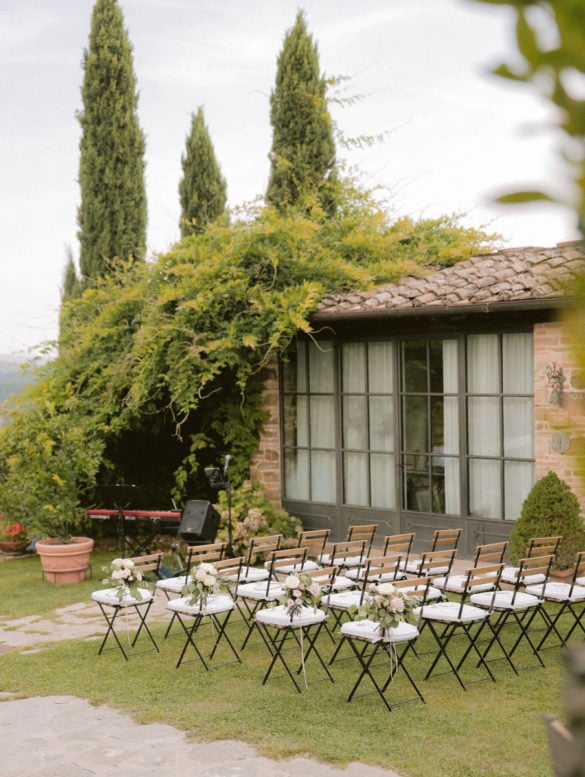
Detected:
left=533, top=551, right=585, bottom=650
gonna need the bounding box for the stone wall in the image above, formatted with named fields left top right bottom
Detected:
left=249, top=363, right=282, bottom=505
left=534, top=320, right=585, bottom=511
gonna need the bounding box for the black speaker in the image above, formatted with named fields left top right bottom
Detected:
left=178, top=500, right=220, bottom=544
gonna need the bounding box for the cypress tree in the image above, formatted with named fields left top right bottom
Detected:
left=77, top=0, right=147, bottom=284
left=62, top=246, right=80, bottom=302
left=266, top=10, right=337, bottom=211
left=178, top=107, right=227, bottom=238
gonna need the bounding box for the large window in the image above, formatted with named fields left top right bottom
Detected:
left=281, top=331, right=535, bottom=521
left=466, top=333, right=534, bottom=520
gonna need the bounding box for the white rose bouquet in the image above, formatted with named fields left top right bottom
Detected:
left=279, top=572, right=322, bottom=619
left=102, top=557, right=145, bottom=601
left=350, top=582, right=417, bottom=630
left=182, top=561, right=220, bottom=609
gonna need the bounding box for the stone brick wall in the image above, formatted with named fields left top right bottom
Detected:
left=249, top=363, right=282, bottom=505
left=534, top=320, right=585, bottom=511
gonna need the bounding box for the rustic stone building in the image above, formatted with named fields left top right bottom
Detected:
left=251, top=242, right=585, bottom=555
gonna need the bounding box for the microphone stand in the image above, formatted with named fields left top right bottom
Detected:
left=205, top=456, right=233, bottom=557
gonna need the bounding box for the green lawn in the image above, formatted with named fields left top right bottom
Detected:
left=0, top=551, right=570, bottom=777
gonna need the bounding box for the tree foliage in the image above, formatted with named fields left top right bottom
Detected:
left=77, top=0, right=147, bottom=285
left=0, top=181, right=495, bottom=515
left=266, top=11, right=337, bottom=211
left=179, top=107, right=227, bottom=238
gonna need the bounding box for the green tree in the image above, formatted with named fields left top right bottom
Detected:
left=77, top=0, right=147, bottom=285
left=61, top=245, right=80, bottom=303
left=179, top=107, right=227, bottom=238
left=266, top=10, right=337, bottom=211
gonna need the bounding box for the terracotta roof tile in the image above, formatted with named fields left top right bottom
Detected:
left=314, top=244, right=584, bottom=319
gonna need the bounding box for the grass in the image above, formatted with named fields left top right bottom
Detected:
left=0, top=551, right=571, bottom=777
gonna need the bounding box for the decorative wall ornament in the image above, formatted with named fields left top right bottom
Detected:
left=545, top=362, right=565, bottom=406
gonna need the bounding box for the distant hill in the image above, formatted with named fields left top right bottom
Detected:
left=0, top=357, right=34, bottom=405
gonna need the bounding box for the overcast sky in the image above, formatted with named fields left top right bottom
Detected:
left=0, top=0, right=579, bottom=357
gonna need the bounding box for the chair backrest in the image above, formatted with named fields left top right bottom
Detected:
left=297, top=529, right=330, bottom=559
left=245, top=534, right=282, bottom=565
left=184, top=542, right=225, bottom=582
left=267, top=547, right=309, bottom=581
left=458, top=563, right=505, bottom=612
left=568, top=551, right=585, bottom=592
left=361, top=553, right=403, bottom=586
left=526, top=536, right=562, bottom=559
left=472, top=541, right=508, bottom=567
left=327, top=539, right=368, bottom=570
left=214, top=556, right=245, bottom=599
left=393, top=575, right=432, bottom=606
left=430, top=528, right=462, bottom=553
left=418, top=549, right=456, bottom=579
left=304, top=565, right=338, bottom=594
left=382, top=533, right=415, bottom=565
left=346, top=524, right=378, bottom=550
left=126, top=552, right=164, bottom=580
left=513, top=554, right=555, bottom=600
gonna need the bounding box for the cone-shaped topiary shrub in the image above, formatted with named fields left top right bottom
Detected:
left=509, top=470, right=585, bottom=570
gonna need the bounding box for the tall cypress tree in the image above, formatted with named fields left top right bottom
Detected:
left=178, top=107, right=227, bottom=238
left=266, top=10, right=336, bottom=211
left=77, top=0, right=147, bottom=284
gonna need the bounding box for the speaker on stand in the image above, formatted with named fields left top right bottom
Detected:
left=178, top=500, right=220, bottom=545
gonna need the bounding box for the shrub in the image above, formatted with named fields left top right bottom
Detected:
left=214, top=480, right=302, bottom=556
left=509, top=471, right=585, bottom=570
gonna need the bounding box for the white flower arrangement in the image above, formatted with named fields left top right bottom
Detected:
left=102, top=557, right=146, bottom=601
left=350, top=582, right=417, bottom=631
left=182, top=561, right=221, bottom=609
left=279, top=572, right=322, bottom=619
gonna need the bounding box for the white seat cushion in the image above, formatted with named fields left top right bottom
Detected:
left=415, top=601, right=489, bottom=623
left=264, top=560, right=321, bottom=573
left=235, top=581, right=283, bottom=601
left=470, top=590, right=541, bottom=611
left=167, top=593, right=234, bottom=616
left=434, top=574, right=496, bottom=594
left=323, top=590, right=363, bottom=609
left=525, top=581, right=585, bottom=602
left=501, top=566, right=545, bottom=586
left=340, top=618, right=419, bottom=644
left=400, top=583, right=443, bottom=601
left=239, top=566, right=269, bottom=583
left=92, top=587, right=153, bottom=606
left=156, top=576, right=190, bottom=594
left=255, top=604, right=326, bottom=627
left=576, top=576, right=585, bottom=586
left=318, top=554, right=365, bottom=568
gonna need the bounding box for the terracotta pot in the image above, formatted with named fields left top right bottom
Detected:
left=36, top=536, right=94, bottom=584
left=0, top=540, right=28, bottom=555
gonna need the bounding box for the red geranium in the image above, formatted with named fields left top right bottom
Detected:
left=2, top=522, right=28, bottom=541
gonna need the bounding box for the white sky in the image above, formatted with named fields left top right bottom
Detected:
left=0, top=0, right=580, bottom=356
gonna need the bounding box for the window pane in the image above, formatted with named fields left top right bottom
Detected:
left=284, top=449, right=309, bottom=500
left=405, top=468, right=431, bottom=512
left=402, top=341, right=427, bottom=392
left=344, top=452, right=368, bottom=505
left=368, top=342, right=393, bottom=392
left=468, top=397, right=500, bottom=456
left=403, top=395, right=428, bottom=452
left=442, top=340, right=459, bottom=393
left=282, top=394, right=308, bottom=448
left=371, top=453, right=395, bottom=508
left=429, top=340, right=444, bottom=393
left=443, top=396, right=459, bottom=455
left=311, top=451, right=336, bottom=502
left=369, top=396, right=394, bottom=451
left=444, top=457, right=461, bottom=514
left=309, top=341, right=334, bottom=392
left=504, top=397, right=534, bottom=458
left=503, top=333, right=533, bottom=393
left=343, top=396, right=368, bottom=449
left=431, top=396, right=445, bottom=451
left=469, top=459, right=501, bottom=519
left=467, top=334, right=500, bottom=393
left=342, top=343, right=366, bottom=393
left=309, top=396, right=335, bottom=447
left=504, top=461, right=534, bottom=520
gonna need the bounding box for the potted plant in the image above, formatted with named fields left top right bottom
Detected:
left=509, top=470, right=585, bottom=573
left=0, top=517, right=29, bottom=555
left=0, top=391, right=103, bottom=583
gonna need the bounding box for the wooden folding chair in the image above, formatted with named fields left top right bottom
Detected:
left=402, top=528, right=462, bottom=575
left=434, top=541, right=508, bottom=596
left=239, top=534, right=282, bottom=583
left=526, top=551, right=585, bottom=650
left=254, top=566, right=336, bottom=692
left=417, top=563, right=505, bottom=689
left=339, top=577, right=431, bottom=712
left=501, top=536, right=562, bottom=587
left=167, top=556, right=245, bottom=670
left=91, top=552, right=163, bottom=660
left=296, top=528, right=330, bottom=568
